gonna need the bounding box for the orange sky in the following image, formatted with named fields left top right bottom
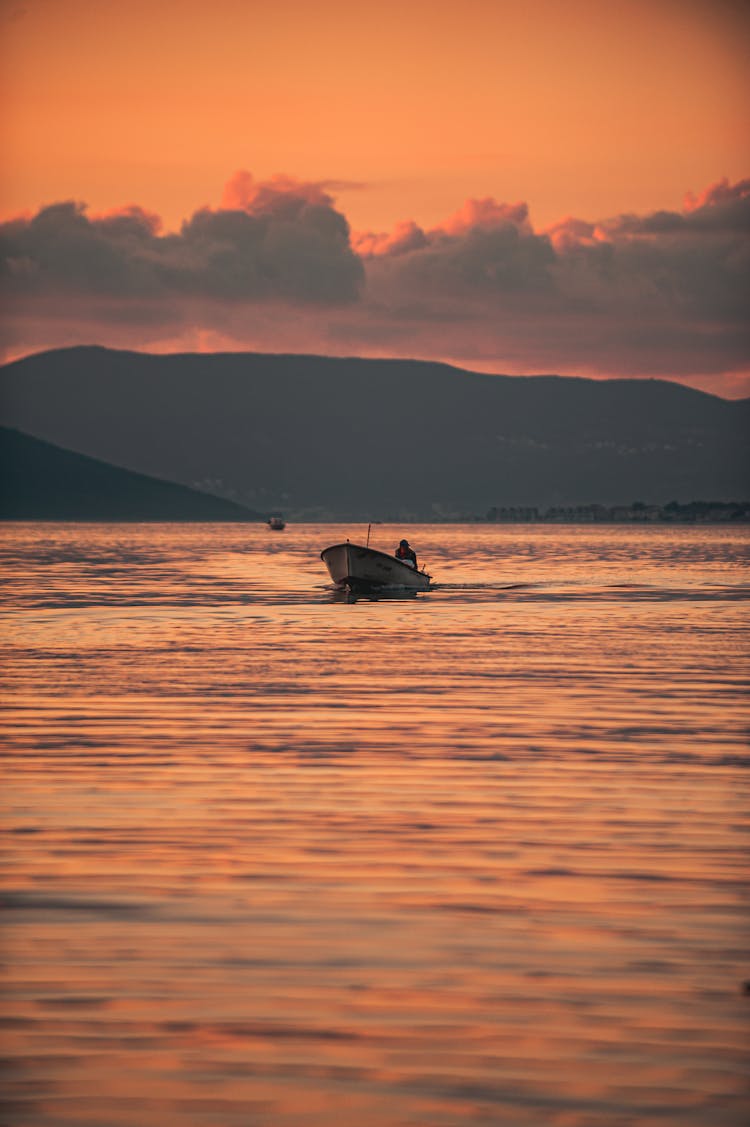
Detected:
left=3, top=0, right=748, bottom=232
left=1, top=0, right=749, bottom=393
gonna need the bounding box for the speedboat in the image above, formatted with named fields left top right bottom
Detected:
left=321, top=541, right=432, bottom=592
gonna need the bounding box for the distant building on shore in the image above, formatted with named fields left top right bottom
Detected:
left=485, top=501, right=750, bottom=523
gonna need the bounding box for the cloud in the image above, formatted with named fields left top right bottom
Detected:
left=541, top=179, right=750, bottom=325
left=0, top=173, right=363, bottom=304
left=352, top=220, right=428, bottom=258
left=683, top=176, right=750, bottom=224
left=220, top=170, right=335, bottom=216
left=356, top=195, right=555, bottom=305
left=1, top=174, right=748, bottom=395
left=431, top=197, right=531, bottom=238
left=0, top=202, right=158, bottom=296
left=355, top=177, right=750, bottom=385
left=352, top=198, right=530, bottom=260
left=221, top=170, right=366, bottom=214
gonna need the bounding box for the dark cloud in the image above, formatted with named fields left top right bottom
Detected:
left=357, top=178, right=750, bottom=382
left=0, top=201, right=159, bottom=296
left=0, top=175, right=363, bottom=304
left=354, top=197, right=535, bottom=262
left=353, top=220, right=429, bottom=258
left=1, top=174, right=748, bottom=394
left=382, top=222, right=556, bottom=297
left=545, top=179, right=750, bottom=324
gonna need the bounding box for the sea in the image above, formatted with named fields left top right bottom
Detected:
left=1, top=522, right=748, bottom=1127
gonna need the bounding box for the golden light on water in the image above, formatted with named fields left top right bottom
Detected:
left=2, top=523, right=748, bottom=1125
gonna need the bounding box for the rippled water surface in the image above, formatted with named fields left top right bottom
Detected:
left=2, top=522, right=748, bottom=1126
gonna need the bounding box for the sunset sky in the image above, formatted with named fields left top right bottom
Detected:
left=2, top=0, right=749, bottom=394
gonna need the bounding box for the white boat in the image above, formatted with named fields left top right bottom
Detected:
left=321, top=542, right=432, bottom=592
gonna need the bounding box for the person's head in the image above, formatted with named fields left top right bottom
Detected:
left=399, top=539, right=409, bottom=548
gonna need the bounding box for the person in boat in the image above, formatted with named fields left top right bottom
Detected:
left=395, top=538, right=418, bottom=569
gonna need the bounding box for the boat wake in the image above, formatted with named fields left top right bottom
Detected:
left=317, top=580, right=749, bottom=605
left=433, top=581, right=532, bottom=591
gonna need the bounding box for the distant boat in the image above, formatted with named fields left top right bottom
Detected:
left=321, top=541, right=431, bottom=592
left=267, top=515, right=286, bottom=530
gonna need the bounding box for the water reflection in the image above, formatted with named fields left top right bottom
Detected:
left=1, top=523, right=748, bottom=1127
left=324, top=585, right=424, bottom=603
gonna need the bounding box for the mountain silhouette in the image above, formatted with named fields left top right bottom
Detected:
left=0, top=425, right=261, bottom=521
left=1, top=346, right=747, bottom=518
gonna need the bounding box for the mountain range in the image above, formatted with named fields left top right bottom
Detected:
left=0, top=425, right=260, bottom=521
left=1, top=346, right=747, bottom=519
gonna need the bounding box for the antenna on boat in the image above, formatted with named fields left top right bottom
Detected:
left=366, top=523, right=371, bottom=548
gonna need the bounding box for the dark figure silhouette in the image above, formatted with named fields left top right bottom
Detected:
left=395, top=538, right=418, bottom=569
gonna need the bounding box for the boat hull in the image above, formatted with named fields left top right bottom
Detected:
left=321, top=543, right=431, bottom=591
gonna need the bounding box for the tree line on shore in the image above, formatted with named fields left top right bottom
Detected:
left=484, top=501, right=750, bottom=523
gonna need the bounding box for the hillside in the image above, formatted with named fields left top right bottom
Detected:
left=0, top=426, right=261, bottom=521
left=1, top=347, right=747, bottom=518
